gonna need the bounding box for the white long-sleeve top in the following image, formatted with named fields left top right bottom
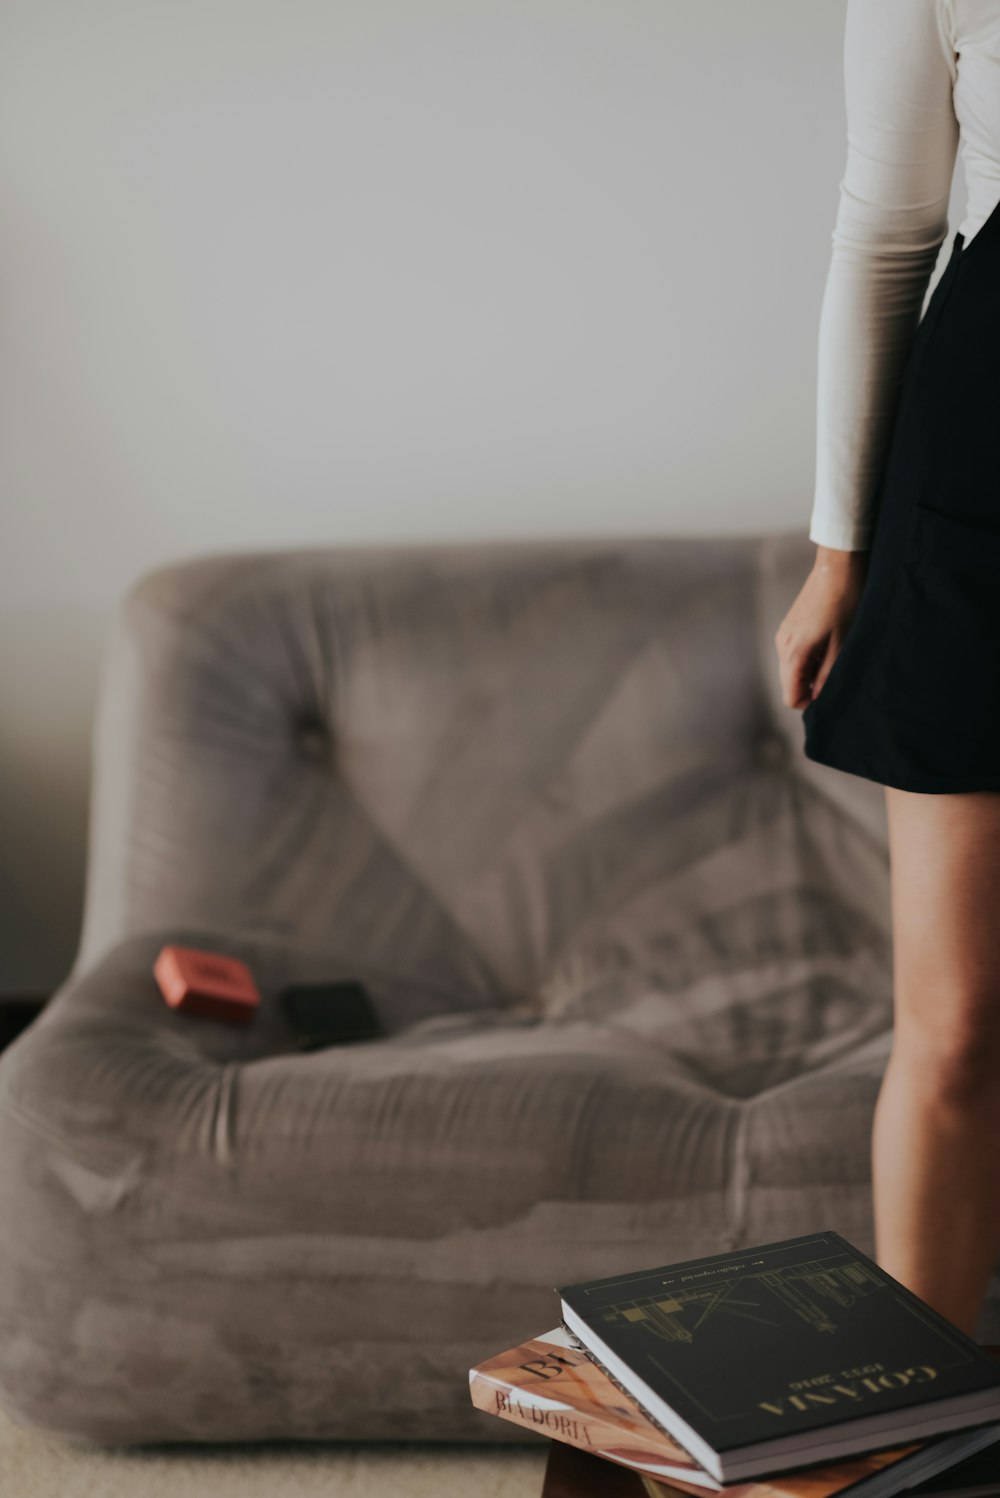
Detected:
left=808, top=0, right=1000, bottom=553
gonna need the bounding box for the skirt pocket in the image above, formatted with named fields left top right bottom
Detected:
left=866, top=502, right=1000, bottom=733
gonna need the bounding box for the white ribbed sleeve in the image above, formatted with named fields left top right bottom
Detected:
left=808, top=0, right=960, bottom=552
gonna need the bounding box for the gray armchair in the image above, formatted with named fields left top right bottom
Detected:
left=3, top=533, right=991, bottom=1445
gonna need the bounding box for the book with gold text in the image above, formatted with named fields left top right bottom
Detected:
left=469, top=1325, right=1000, bottom=1498
left=557, top=1231, right=1000, bottom=1485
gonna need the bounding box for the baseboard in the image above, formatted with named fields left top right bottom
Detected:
left=0, top=996, right=48, bottom=1053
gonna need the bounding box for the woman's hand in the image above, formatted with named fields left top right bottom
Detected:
left=775, top=545, right=870, bottom=710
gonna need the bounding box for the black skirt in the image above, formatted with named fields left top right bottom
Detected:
left=801, top=193, right=1000, bottom=793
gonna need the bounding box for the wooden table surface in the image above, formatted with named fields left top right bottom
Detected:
left=540, top=1344, right=1000, bottom=1496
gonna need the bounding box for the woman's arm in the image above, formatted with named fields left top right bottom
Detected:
left=808, top=0, right=960, bottom=554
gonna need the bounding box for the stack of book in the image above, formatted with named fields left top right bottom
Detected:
left=469, top=1230, right=1000, bottom=1497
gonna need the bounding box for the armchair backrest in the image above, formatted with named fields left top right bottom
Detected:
left=74, top=532, right=887, bottom=1006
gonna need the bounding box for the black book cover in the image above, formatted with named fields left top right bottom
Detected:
left=905, top=1436, right=1000, bottom=1494
left=557, top=1230, right=1000, bottom=1460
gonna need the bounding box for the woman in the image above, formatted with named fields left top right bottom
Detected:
left=774, top=0, right=1000, bottom=1340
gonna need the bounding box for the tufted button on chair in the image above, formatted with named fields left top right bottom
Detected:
left=292, top=714, right=330, bottom=764
left=755, top=730, right=788, bottom=768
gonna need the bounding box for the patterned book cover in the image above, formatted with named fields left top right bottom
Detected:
left=557, top=1230, right=1000, bottom=1479
left=469, top=1326, right=1000, bottom=1498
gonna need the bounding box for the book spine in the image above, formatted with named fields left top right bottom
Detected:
left=568, top=1330, right=694, bottom=1453
left=469, top=1369, right=713, bottom=1492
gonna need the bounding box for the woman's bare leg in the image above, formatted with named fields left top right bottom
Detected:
left=872, top=786, right=1000, bottom=1337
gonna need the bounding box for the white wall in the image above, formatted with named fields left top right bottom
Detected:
left=0, top=0, right=962, bottom=992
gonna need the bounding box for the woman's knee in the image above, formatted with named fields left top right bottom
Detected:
left=892, top=993, right=1000, bottom=1103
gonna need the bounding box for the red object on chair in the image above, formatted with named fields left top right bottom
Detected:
left=154, top=945, right=260, bottom=1023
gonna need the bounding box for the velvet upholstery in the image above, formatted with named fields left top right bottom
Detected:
left=2, top=533, right=993, bottom=1445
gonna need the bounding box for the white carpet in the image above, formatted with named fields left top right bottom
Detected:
left=0, top=1410, right=548, bottom=1498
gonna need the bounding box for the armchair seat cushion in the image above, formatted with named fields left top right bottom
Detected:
left=0, top=911, right=892, bottom=1445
